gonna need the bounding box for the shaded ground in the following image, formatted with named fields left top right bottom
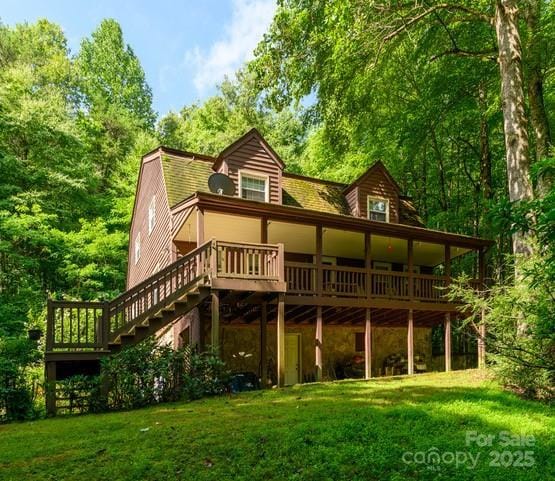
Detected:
left=0, top=370, right=553, bottom=480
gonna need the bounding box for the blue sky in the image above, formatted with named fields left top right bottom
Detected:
left=1, top=0, right=276, bottom=117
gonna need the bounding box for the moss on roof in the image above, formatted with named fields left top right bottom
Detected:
left=160, top=154, right=213, bottom=207
left=282, top=176, right=350, bottom=215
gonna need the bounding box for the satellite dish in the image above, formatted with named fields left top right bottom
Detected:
left=208, top=173, right=235, bottom=196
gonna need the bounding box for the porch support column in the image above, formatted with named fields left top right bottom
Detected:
left=45, top=361, right=57, bottom=416
left=315, top=306, right=323, bottom=381
left=196, top=207, right=205, bottom=245
left=407, top=309, right=414, bottom=375
left=365, top=308, right=372, bottom=379
left=365, top=233, right=372, bottom=298
left=260, top=301, right=268, bottom=387
left=261, top=216, right=268, bottom=244
left=211, top=292, right=220, bottom=350
left=276, top=293, right=285, bottom=387
left=316, top=225, right=323, bottom=295
left=444, top=313, right=452, bottom=372
left=408, top=239, right=414, bottom=299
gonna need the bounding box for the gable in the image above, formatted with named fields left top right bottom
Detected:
left=216, top=129, right=283, bottom=204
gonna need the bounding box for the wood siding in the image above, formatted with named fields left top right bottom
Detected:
left=356, top=169, right=400, bottom=223
left=218, top=136, right=282, bottom=204
left=345, top=186, right=359, bottom=216
left=127, top=154, right=172, bottom=288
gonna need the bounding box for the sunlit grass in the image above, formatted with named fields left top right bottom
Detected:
left=0, top=370, right=553, bottom=480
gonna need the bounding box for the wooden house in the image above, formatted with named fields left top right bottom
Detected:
left=45, top=129, right=492, bottom=413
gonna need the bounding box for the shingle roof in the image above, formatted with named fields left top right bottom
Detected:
left=281, top=175, right=350, bottom=215
left=158, top=148, right=424, bottom=227
left=160, top=153, right=214, bottom=207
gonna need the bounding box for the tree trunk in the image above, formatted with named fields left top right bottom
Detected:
left=479, top=85, right=493, bottom=204
left=495, top=0, right=534, bottom=258
left=525, top=0, right=553, bottom=195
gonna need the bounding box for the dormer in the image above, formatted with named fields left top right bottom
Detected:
left=213, top=128, right=284, bottom=204
left=343, top=161, right=401, bottom=223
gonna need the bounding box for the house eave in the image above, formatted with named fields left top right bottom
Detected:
left=171, top=192, right=494, bottom=249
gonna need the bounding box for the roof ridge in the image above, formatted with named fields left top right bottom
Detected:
left=282, top=172, right=347, bottom=187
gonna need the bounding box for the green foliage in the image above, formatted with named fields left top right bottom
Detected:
left=57, top=341, right=231, bottom=414
left=0, top=337, right=42, bottom=422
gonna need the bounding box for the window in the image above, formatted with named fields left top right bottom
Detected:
left=134, top=233, right=141, bottom=264
left=367, top=196, right=389, bottom=222
left=239, top=172, right=268, bottom=202
left=148, top=196, right=156, bottom=234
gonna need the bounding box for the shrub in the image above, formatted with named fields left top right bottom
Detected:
left=56, top=341, right=231, bottom=413
left=0, top=337, right=42, bottom=422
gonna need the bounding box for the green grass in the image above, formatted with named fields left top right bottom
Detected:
left=0, top=370, right=553, bottom=481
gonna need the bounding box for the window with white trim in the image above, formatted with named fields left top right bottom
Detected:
left=148, top=196, right=156, bottom=234
left=367, top=196, right=389, bottom=222
left=239, top=172, right=268, bottom=202
left=134, top=233, right=141, bottom=265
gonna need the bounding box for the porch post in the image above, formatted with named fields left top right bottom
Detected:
left=444, top=313, right=452, bottom=372
left=407, top=309, right=414, bottom=375
left=211, top=292, right=220, bottom=350
left=408, top=239, right=414, bottom=299
left=277, top=293, right=285, bottom=387
left=196, top=207, right=205, bottom=245
left=260, top=301, right=268, bottom=387
left=365, top=233, right=372, bottom=298
left=444, top=244, right=451, bottom=282
left=316, top=225, right=323, bottom=295
left=364, top=308, right=372, bottom=379
left=261, top=216, right=268, bottom=244
left=315, top=306, right=323, bottom=381
left=45, top=361, right=57, bottom=416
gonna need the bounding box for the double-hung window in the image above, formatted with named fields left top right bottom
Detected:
left=367, top=197, right=389, bottom=222
left=134, top=233, right=141, bottom=265
left=239, top=172, right=268, bottom=202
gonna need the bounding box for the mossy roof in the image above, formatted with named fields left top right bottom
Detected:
left=159, top=153, right=422, bottom=226
left=160, top=154, right=214, bottom=207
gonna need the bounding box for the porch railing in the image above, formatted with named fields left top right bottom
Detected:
left=46, top=239, right=285, bottom=353
left=284, top=261, right=479, bottom=302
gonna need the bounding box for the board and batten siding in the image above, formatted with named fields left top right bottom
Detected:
left=218, top=136, right=282, bottom=204
left=127, top=153, right=172, bottom=289
left=355, top=168, right=400, bottom=223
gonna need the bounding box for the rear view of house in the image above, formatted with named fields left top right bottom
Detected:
left=45, top=128, right=491, bottom=412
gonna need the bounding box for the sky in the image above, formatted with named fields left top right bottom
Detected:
left=1, top=0, right=276, bottom=117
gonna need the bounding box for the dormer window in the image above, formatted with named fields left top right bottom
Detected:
left=368, top=196, right=389, bottom=222
left=239, top=171, right=268, bottom=202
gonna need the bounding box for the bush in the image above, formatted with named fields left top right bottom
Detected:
left=0, top=337, right=42, bottom=422
left=56, top=341, right=230, bottom=414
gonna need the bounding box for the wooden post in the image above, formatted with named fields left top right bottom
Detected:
left=478, top=310, right=486, bottom=369
left=316, top=225, right=323, bottom=295
left=260, top=302, right=268, bottom=387
left=444, top=313, right=452, bottom=372
left=277, top=294, right=285, bottom=387
left=408, top=239, right=414, bottom=299
left=211, top=292, right=220, bottom=350
left=365, top=233, right=372, bottom=298
left=315, top=306, right=323, bottom=381
left=196, top=207, right=204, bottom=245
left=478, top=247, right=485, bottom=289
left=364, top=308, right=372, bottom=379
left=445, top=244, right=451, bottom=289
left=261, top=216, right=268, bottom=244
left=407, top=309, right=414, bottom=375
left=45, top=361, right=57, bottom=416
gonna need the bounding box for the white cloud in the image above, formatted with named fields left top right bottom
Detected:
left=186, top=0, right=276, bottom=93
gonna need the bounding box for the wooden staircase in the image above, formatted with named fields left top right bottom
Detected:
left=45, top=239, right=286, bottom=360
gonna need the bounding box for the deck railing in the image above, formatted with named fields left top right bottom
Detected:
left=285, top=261, right=479, bottom=302
left=46, top=239, right=285, bottom=353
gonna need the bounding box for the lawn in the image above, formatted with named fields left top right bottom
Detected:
left=0, top=370, right=553, bottom=481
